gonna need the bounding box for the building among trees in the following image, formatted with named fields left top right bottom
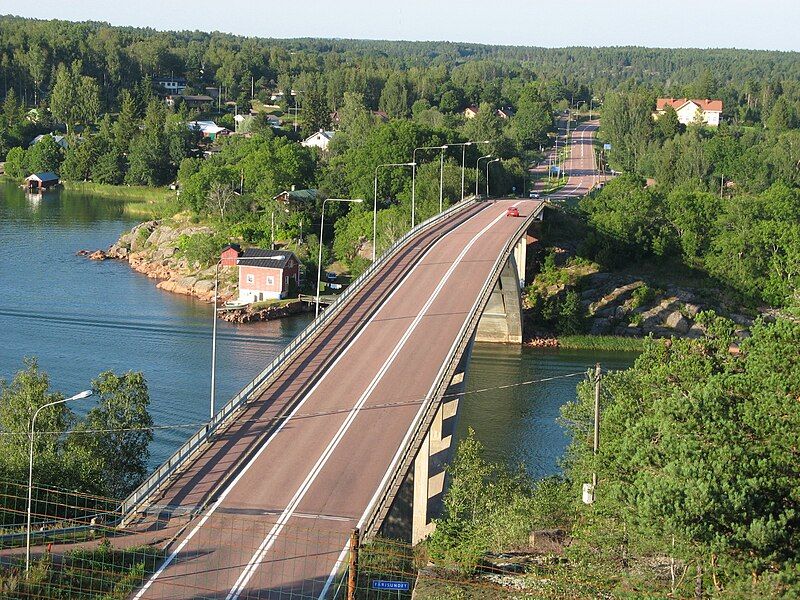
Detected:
left=654, top=98, right=723, bottom=126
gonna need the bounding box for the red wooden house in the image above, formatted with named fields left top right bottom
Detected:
left=236, top=248, right=300, bottom=302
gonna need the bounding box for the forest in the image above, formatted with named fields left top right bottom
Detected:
left=0, top=13, right=798, bottom=305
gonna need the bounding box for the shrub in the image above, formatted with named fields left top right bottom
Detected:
left=630, top=284, right=655, bottom=309
left=176, top=232, right=227, bottom=268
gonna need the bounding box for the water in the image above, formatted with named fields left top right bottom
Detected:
left=0, top=182, right=310, bottom=466
left=0, top=181, right=637, bottom=478
left=459, top=344, right=637, bottom=478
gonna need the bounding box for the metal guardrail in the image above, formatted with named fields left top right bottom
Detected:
left=118, top=197, right=480, bottom=519
left=362, top=201, right=546, bottom=537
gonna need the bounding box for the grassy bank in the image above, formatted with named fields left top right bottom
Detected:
left=63, top=181, right=174, bottom=203
left=557, top=334, right=645, bottom=352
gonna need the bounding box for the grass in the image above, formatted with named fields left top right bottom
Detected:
left=558, top=334, right=646, bottom=352
left=0, top=542, right=166, bottom=599
left=62, top=181, right=173, bottom=202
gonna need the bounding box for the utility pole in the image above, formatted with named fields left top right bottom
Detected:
left=592, top=363, right=601, bottom=493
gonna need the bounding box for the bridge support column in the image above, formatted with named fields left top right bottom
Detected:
left=513, top=236, right=526, bottom=289
left=411, top=341, right=472, bottom=545
left=474, top=253, right=523, bottom=344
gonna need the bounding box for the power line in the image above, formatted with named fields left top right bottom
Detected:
left=0, top=371, right=598, bottom=437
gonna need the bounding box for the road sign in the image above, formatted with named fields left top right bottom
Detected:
left=371, top=580, right=410, bottom=591
left=603, top=143, right=612, bottom=150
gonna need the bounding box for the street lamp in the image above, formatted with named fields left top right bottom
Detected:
left=447, top=140, right=491, bottom=201
left=373, top=162, right=415, bottom=261
left=411, top=146, right=447, bottom=228
left=486, top=158, right=501, bottom=197
left=316, top=198, right=363, bottom=317
left=26, top=389, right=94, bottom=574
left=475, top=154, right=493, bottom=196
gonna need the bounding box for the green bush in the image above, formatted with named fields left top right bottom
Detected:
left=630, top=284, right=655, bottom=309
left=176, top=232, right=227, bottom=268
left=427, top=430, right=534, bottom=574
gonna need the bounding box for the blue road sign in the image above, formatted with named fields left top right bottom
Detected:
left=603, top=143, right=612, bottom=150
left=371, top=580, right=410, bottom=591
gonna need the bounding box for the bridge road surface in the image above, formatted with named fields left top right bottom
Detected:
left=132, top=198, right=542, bottom=600
left=546, top=120, right=605, bottom=201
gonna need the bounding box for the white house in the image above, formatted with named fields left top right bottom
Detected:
left=301, top=130, right=336, bottom=151
left=154, top=76, right=187, bottom=95
left=29, top=134, right=68, bottom=150
left=188, top=120, right=230, bottom=140
left=655, top=98, right=723, bottom=127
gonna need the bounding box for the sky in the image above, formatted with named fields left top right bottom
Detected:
left=2, top=0, right=799, bottom=52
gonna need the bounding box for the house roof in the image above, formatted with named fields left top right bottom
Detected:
left=656, top=98, right=723, bottom=112
left=221, top=243, right=242, bottom=254
left=274, top=189, right=318, bottom=203
left=371, top=110, right=390, bottom=121
left=237, top=248, right=298, bottom=270
left=465, top=105, right=480, bottom=114
left=26, top=172, right=59, bottom=182
left=188, top=120, right=228, bottom=135
left=304, top=130, right=335, bottom=142
left=181, top=95, right=214, bottom=102
left=30, top=134, right=67, bottom=148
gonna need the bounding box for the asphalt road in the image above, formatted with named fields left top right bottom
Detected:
left=532, top=119, right=606, bottom=201
left=128, top=198, right=542, bottom=599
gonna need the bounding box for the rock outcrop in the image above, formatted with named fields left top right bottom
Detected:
left=95, top=217, right=238, bottom=303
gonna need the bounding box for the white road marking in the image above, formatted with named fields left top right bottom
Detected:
left=132, top=206, right=484, bottom=599
left=229, top=204, right=522, bottom=600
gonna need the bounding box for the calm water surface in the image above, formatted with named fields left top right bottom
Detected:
left=0, top=181, right=636, bottom=477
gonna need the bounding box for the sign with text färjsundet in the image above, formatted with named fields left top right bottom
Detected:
left=371, top=580, right=410, bottom=590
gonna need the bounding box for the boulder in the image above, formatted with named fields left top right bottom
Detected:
left=88, top=250, right=107, bottom=261
left=664, top=310, right=690, bottom=334
left=193, top=279, right=215, bottom=294
left=589, top=318, right=612, bottom=335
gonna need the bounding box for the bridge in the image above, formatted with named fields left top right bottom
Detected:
left=7, top=121, right=601, bottom=599
left=122, top=121, right=601, bottom=599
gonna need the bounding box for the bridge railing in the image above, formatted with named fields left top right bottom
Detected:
left=362, top=201, right=546, bottom=537
left=118, top=196, right=480, bottom=519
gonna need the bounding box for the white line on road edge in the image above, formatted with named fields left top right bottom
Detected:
left=131, top=203, right=484, bottom=600
left=317, top=200, right=528, bottom=599
left=231, top=204, right=517, bottom=599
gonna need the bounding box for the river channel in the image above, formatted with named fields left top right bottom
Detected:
left=0, top=183, right=636, bottom=478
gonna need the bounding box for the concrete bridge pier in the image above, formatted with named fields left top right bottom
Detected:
left=377, top=341, right=472, bottom=543
left=411, top=340, right=472, bottom=544
left=474, top=249, right=524, bottom=344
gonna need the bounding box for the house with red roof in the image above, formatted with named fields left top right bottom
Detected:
left=655, top=98, right=723, bottom=127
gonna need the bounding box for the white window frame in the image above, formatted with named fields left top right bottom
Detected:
left=246, top=274, right=254, bottom=284
left=267, top=276, right=275, bottom=286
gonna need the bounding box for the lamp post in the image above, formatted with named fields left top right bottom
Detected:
left=411, top=145, right=447, bottom=228
left=448, top=140, right=491, bottom=201
left=475, top=154, right=493, bottom=196
left=26, top=389, right=94, bottom=574
left=316, top=198, right=363, bottom=317
left=373, top=162, right=415, bottom=261
left=486, top=158, right=501, bottom=197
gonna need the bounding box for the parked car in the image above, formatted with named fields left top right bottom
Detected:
left=506, top=207, right=520, bottom=217
left=529, top=191, right=540, bottom=199
left=325, top=271, right=337, bottom=282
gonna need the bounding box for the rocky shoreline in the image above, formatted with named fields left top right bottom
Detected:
left=80, top=218, right=238, bottom=304
left=218, top=300, right=311, bottom=323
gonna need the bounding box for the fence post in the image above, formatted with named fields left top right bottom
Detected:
left=348, top=527, right=360, bottom=600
